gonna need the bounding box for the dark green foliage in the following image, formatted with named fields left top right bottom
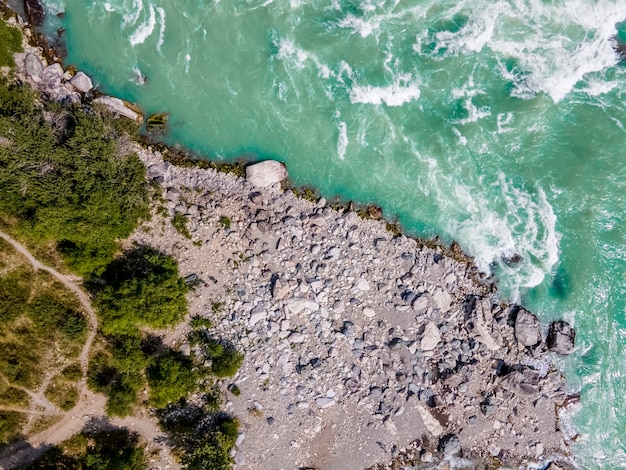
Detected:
left=0, top=411, right=25, bottom=444
left=204, top=340, right=243, bottom=378
left=61, top=364, right=83, bottom=381
left=0, top=19, right=21, bottom=67
left=28, top=291, right=87, bottom=342
left=87, top=334, right=148, bottom=417
left=94, top=246, right=188, bottom=335
left=0, top=80, right=149, bottom=276
left=218, top=216, right=231, bottom=230
left=28, top=427, right=147, bottom=470
left=190, top=316, right=212, bottom=330
left=182, top=417, right=238, bottom=470
left=147, top=350, right=198, bottom=408
left=171, top=212, right=191, bottom=238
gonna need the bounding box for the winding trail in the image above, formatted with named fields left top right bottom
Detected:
left=0, top=232, right=178, bottom=470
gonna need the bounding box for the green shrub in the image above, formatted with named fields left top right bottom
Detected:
left=147, top=350, right=198, bottom=409
left=0, top=19, right=22, bottom=68
left=94, top=246, right=188, bottom=335
left=218, top=216, right=231, bottom=230
left=204, top=340, right=243, bottom=378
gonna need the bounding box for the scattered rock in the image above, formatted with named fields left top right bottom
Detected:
left=417, top=405, right=444, bottom=437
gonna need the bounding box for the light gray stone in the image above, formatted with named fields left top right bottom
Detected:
left=246, top=160, right=288, bottom=188
left=24, top=53, right=44, bottom=77
left=316, top=397, right=335, bottom=409
left=420, top=321, right=441, bottom=351
left=93, top=96, right=139, bottom=120
left=248, top=306, right=267, bottom=327
left=547, top=321, right=575, bottom=355
left=417, top=404, right=443, bottom=436
left=69, top=71, right=93, bottom=93
left=284, top=297, right=319, bottom=314
left=514, top=307, right=541, bottom=346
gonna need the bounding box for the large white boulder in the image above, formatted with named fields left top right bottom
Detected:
left=246, top=160, right=288, bottom=188
left=70, top=71, right=93, bottom=93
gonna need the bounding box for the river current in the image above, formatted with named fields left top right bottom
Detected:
left=37, top=0, right=626, bottom=467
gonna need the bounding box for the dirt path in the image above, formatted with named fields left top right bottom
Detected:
left=0, top=232, right=179, bottom=470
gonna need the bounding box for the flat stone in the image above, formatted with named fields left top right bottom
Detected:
left=69, top=71, right=93, bottom=93
left=246, top=160, right=288, bottom=188
left=420, top=321, right=441, bottom=351
left=316, top=397, right=335, bottom=409
left=500, top=369, right=540, bottom=398
left=93, top=96, right=139, bottom=120
left=363, top=307, right=376, bottom=318
left=284, top=297, right=319, bottom=314
left=433, top=289, right=452, bottom=311
left=272, top=278, right=290, bottom=300
left=248, top=307, right=267, bottom=327
left=417, top=404, right=443, bottom=437
left=355, top=279, right=370, bottom=291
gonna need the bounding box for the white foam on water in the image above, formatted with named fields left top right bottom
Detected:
left=417, top=0, right=626, bottom=102
left=40, top=0, right=65, bottom=16
left=350, top=75, right=420, bottom=107
left=129, top=4, right=156, bottom=47
left=336, top=120, right=348, bottom=160
left=156, top=7, right=166, bottom=52
left=276, top=38, right=309, bottom=70
left=123, top=0, right=144, bottom=27
left=451, top=127, right=467, bottom=145
left=496, top=112, right=514, bottom=134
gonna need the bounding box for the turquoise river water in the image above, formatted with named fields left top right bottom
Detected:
left=36, top=0, right=626, bottom=467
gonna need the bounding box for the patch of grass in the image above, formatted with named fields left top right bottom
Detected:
left=227, top=384, right=241, bottom=397
left=218, top=216, right=231, bottom=230
left=44, top=376, right=79, bottom=411
left=211, top=301, right=224, bottom=314
left=0, top=19, right=22, bottom=68
left=0, top=411, right=25, bottom=444
left=0, top=381, right=28, bottom=407
left=204, top=339, right=243, bottom=378
left=61, top=363, right=82, bottom=382
left=172, top=212, right=191, bottom=239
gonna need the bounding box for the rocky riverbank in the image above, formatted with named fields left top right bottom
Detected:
left=9, top=20, right=577, bottom=470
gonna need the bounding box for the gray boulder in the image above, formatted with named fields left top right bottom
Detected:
left=547, top=321, right=575, bottom=354
left=24, top=54, right=44, bottom=77
left=514, top=307, right=541, bottom=346
left=246, top=160, right=288, bottom=188
left=69, top=71, right=93, bottom=93
left=500, top=369, right=540, bottom=397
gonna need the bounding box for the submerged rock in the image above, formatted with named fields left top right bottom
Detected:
left=547, top=321, right=576, bottom=355
left=246, top=160, right=288, bottom=188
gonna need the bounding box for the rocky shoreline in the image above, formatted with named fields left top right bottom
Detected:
left=6, top=13, right=577, bottom=470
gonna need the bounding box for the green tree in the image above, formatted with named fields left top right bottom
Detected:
left=147, top=350, right=198, bottom=409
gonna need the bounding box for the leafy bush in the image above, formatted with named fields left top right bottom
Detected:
left=204, top=340, right=243, bottom=378
left=93, top=245, right=188, bottom=335
left=218, top=216, right=231, bottom=230
left=147, top=350, right=198, bottom=409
